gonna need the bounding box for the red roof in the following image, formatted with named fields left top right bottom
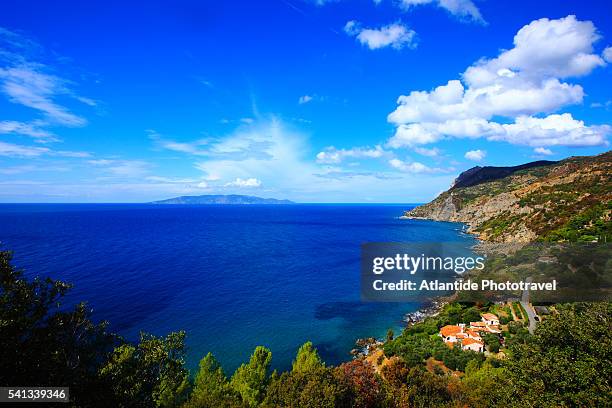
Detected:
left=440, top=325, right=462, bottom=337
left=462, top=338, right=483, bottom=346
left=482, top=313, right=499, bottom=320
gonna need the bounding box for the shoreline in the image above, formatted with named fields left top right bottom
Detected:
left=352, top=214, right=477, bottom=357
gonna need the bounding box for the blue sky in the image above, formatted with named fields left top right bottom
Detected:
left=0, top=0, right=610, bottom=203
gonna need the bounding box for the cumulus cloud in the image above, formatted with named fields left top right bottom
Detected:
left=494, top=114, right=609, bottom=147
left=464, top=149, right=486, bottom=161
left=344, top=21, right=417, bottom=50
left=533, top=147, right=553, bottom=156
left=399, top=0, right=485, bottom=24
left=316, top=145, right=387, bottom=164
left=224, top=177, right=262, bottom=188
left=603, top=46, right=612, bottom=63
left=386, top=15, right=610, bottom=150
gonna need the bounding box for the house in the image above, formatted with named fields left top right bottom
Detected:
left=439, top=317, right=503, bottom=353
left=439, top=325, right=462, bottom=344
left=469, top=322, right=502, bottom=334
left=461, top=338, right=484, bottom=353
left=481, top=313, right=500, bottom=326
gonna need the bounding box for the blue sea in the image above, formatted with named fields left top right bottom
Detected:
left=0, top=204, right=475, bottom=373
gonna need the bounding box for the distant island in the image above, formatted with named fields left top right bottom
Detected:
left=150, top=194, right=294, bottom=205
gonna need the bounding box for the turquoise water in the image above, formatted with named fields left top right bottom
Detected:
left=0, top=204, right=475, bottom=373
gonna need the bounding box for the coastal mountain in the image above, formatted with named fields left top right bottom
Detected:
left=150, top=194, right=294, bottom=205
left=451, top=160, right=557, bottom=189
left=405, top=151, right=611, bottom=242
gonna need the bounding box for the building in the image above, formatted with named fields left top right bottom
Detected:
left=461, top=338, right=484, bottom=352
left=439, top=312, right=503, bottom=353
left=481, top=313, right=500, bottom=326
left=439, top=325, right=463, bottom=344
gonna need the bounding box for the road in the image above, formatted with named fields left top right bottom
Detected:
left=521, top=277, right=538, bottom=334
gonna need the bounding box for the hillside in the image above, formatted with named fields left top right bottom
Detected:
left=405, top=151, right=612, bottom=242
left=151, top=194, right=294, bottom=205
left=451, top=160, right=557, bottom=189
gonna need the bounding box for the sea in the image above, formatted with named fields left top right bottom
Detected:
left=0, top=203, right=476, bottom=373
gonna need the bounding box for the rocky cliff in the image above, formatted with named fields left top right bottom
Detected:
left=405, top=151, right=612, bottom=243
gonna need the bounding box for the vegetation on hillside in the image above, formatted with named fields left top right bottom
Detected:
left=2, top=248, right=609, bottom=407
left=407, top=151, right=612, bottom=243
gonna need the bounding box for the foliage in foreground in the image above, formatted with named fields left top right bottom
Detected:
left=1, top=249, right=611, bottom=407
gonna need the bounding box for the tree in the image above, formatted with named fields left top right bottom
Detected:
left=482, top=333, right=501, bottom=353
left=386, top=329, right=394, bottom=342
left=230, top=346, right=272, bottom=407
left=292, top=342, right=324, bottom=374
left=0, top=249, right=117, bottom=406
left=337, top=359, right=384, bottom=408
left=184, top=352, right=240, bottom=408
left=462, top=360, right=510, bottom=407
left=99, top=331, right=190, bottom=407
left=263, top=368, right=352, bottom=408
left=504, top=302, right=611, bottom=407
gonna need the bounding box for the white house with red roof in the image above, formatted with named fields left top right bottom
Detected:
left=439, top=312, right=502, bottom=353
left=481, top=313, right=500, bottom=326
left=461, top=338, right=484, bottom=352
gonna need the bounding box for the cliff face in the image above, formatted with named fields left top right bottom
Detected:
left=406, top=151, right=612, bottom=243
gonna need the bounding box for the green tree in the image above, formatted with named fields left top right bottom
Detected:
left=292, top=342, right=324, bottom=374
left=504, top=302, right=611, bottom=407
left=184, top=352, right=241, bottom=408
left=386, top=329, right=394, bottom=342
left=263, top=368, right=351, bottom=408
left=230, top=346, right=272, bottom=407
left=482, top=333, right=501, bottom=353
left=462, top=360, right=509, bottom=407
left=0, top=249, right=117, bottom=406
left=99, top=331, right=190, bottom=407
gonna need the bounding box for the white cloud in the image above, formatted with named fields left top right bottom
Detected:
left=495, top=113, right=609, bottom=147
left=387, top=123, right=443, bottom=147
left=298, top=95, right=313, bottom=104
left=145, top=176, right=201, bottom=184
left=388, top=158, right=436, bottom=173
left=0, top=164, right=70, bottom=175
left=464, top=149, right=486, bottom=161
left=386, top=16, right=610, bottom=150
left=533, top=147, right=553, bottom=156
left=603, top=46, right=612, bottom=63
left=400, top=0, right=485, bottom=24
left=0, top=65, right=87, bottom=127
left=344, top=21, right=417, bottom=50
left=224, top=177, right=262, bottom=188
left=316, top=145, right=387, bottom=164
left=0, top=140, right=89, bottom=158
left=88, top=159, right=150, bottom=178
left=0, top=141, right=49, bottom=157
left=0, top=120, right=57, bottom=142
left=414, top=146, right=441, bottom=157
left=463, top=16, right=604, bottom=86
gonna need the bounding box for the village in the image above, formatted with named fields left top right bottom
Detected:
left=438, top=312, right=502, bottom=353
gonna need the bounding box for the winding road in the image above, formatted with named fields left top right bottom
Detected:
left=521, top=277, right=538, bottom=334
